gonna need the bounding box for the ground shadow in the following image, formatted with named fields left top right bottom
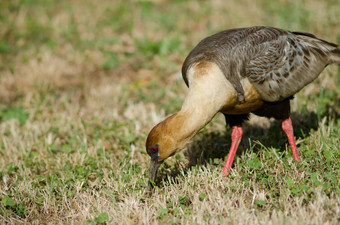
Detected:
left=191, top=110, right=321, bottom=165
left=154, top=108, right=339, bottom=187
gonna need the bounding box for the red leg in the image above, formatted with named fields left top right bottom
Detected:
left=282, top=117, right=300, bottom=162
left=223, top=125, right=243, bottom=176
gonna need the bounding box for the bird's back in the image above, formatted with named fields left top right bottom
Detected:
left=182, top=26, right=340, bottom=102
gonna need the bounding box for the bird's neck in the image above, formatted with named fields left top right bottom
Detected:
left=161, top=61, right=238, bottom=152
left=166, top=62, right=238, bottom=147
left=164, top=90, right=221, bottom=150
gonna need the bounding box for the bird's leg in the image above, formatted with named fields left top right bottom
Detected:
left=223, top=125, right=243, bottom=176
left=282, top=117, right=300, bottom=162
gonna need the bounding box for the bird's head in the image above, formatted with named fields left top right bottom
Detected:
left=145, top=113, right=189, bottom=195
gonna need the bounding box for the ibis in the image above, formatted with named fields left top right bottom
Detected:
left=146, top=26, right=340, bottom=194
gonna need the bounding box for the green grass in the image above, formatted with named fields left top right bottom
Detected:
left=0, top=0, right=339, bottom=224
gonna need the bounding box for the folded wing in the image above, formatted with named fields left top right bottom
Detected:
left=246, top=29, right=340, bottom=102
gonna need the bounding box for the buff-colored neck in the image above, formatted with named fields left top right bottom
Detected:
left=158, top=98, right=218, bottom=155
left=165, top=62, right=237, bottom=147
left=150, top=61, right=238, bottom=158
left=176, top=92, right=220, bottom=141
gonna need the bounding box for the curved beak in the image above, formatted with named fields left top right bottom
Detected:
left=148, top=159, right=161, bottom=196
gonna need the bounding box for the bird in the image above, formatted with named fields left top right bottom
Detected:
left=145, top=26, right=340, bottom=195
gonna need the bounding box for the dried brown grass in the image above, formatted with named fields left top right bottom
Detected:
left=0, top=0, right=339, bottom=224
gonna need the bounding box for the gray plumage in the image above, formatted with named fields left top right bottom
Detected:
left=182, top=26, right=340, bottom=103
left=146, top=27, right=339, bottom=191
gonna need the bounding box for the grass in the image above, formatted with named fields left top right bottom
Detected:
left=0, top=0, right=339, bottom=224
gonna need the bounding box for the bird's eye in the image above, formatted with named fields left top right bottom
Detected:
left=151, top=147, right=158, bottom=153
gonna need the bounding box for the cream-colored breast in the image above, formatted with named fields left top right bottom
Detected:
left=220, top=78, right=263, bottom=115
left=183, top=61, right=263, bottom=117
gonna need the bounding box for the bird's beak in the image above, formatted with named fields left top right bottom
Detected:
left=148, top=159, right=161, bottom=196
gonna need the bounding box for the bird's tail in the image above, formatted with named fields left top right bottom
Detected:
left=293, top=31, right=340, bottom=64
left=329, top=47, right=340, bottom=64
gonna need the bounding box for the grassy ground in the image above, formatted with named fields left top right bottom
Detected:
left=0, top=0, right=339, bottom=224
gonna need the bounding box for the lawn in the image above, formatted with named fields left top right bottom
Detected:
left=0, top=0, right=339, bottom=224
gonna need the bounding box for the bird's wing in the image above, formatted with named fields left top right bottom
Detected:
left=245, top=30, right=339, bottom=102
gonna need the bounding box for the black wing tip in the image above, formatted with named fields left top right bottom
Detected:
left=331, top=48, right=340, bottom=55
left=292, top=31, right=338, bottom=48
left=292, top=31, right=317, bottom=38
left=330, top=48, right=340, bottom=63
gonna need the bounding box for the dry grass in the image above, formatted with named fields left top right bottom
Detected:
left=0, top=0, right=339, bottom=224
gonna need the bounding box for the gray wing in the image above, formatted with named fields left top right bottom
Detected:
left=245, top=30, right=340, bottom=102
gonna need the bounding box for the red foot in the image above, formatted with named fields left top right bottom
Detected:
left=282, top=118, right=300, bottom=162
left=223, top=125, right=243, bottom=176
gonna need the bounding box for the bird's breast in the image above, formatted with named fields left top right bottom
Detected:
left=220, top=79, right=264, bottom=114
